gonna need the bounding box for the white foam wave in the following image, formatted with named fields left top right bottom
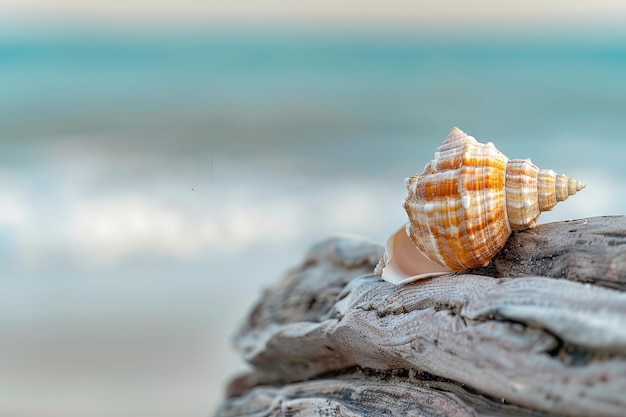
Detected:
left=2, top=167, right=622, bottom=269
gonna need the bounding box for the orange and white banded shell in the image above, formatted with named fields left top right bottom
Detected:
left=377, top=126, right=586, bottom=285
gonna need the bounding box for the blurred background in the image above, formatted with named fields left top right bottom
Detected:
left=1, top=1, right=625, bottom=416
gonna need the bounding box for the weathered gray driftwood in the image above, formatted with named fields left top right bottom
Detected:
left=216, top=216, right=626, bottom=417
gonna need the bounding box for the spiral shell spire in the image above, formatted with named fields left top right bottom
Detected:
left=505, top=159, right=585, bottom=230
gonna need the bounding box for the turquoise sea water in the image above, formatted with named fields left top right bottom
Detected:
left=3, top=29, right=626, bottom=160
left=1, top=26, right=625, bottom=416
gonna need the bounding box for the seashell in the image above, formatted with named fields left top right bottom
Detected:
left=376, top=126, right=586, bottom=285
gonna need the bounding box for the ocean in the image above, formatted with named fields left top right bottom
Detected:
left=1, top=25, right=625, bottom=416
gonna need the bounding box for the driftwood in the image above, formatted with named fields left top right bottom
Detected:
left=215, top=216, right=626, bottom=417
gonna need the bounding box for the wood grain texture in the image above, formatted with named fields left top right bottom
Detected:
left=470, top=216, right=626, bottom=290
left=216, top=216, right=626, bottom=417
left=220, top=372, right=557, bottom=417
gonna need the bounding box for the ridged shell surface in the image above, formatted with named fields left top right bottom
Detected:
left=404, top=127, right=511, bottom=270
left=394, top=126, right=586, bottom=281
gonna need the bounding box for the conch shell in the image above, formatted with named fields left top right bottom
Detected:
left=376, top=127, right=586, bottom=285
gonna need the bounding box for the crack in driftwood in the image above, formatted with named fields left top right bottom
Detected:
left=216, top=216, right=626, bottom=417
